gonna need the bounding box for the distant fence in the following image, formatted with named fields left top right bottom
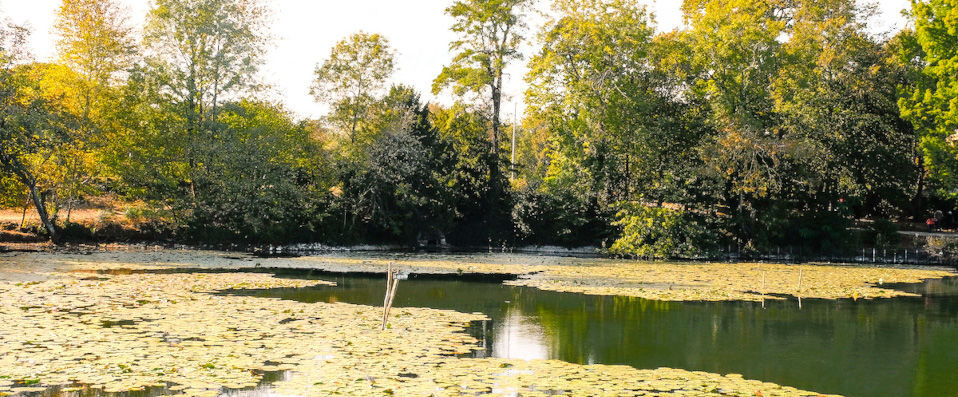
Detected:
left=706, top=245, right=956, bottom=268
left=256, top=243, right=957, bottom=268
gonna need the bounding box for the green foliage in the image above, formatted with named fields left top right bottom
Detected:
left=609, top=204, right=710, bottom=259
left=430, top=103, right=511, bottom=245
left=311, top=32, right=395, bottom=141
left=681, top=0, right=911, bottom=250
left=183, top=100, right=327, bottom=244
left=52, top=0, right=136, bottom=220
left=514, top=0, right=925, bottom=254
left=54, top=0, right=134, bottom=99
left=0, top=0, right=950, bottom=255
left=772, top=1, right=918, bottom=219
left=103, top=64, right=186, bottom=203
left=524, top=0, right=706, bottom=218
left=432, top=0, right=527, bottom=100
left=144, top=0, right=268, bottom=128
left=900, top=0, right=958, bottom=198
left=512, top=185, right=613, bottom=247
left=434, top=0, right=529, bottom=226
left=0, top=23, right=80, bottom=241
left=330, top=86, right=456, bottom=244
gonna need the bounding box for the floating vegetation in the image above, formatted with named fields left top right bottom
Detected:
left=504, top=261, right=956, bottom=302
left=277, top=254, right=955, bottom=301
left=0, top=264, right=835, bottom=396
left=0, top=273, right=340, bottom=396
left=6, top=250, right=953, bottom=302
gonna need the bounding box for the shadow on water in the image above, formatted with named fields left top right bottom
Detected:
left=214, top=271, right=958, bottom=397
left=78, top=266, right=519, bottom=283
left=15, top=370, right=287, bottom=397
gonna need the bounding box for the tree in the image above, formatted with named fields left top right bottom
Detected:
left=433, top=0, right=528, bottom=244
left=430, top=103, right=506, bottom=245
left=22, top=63, right=104, bottom=224
left=311, top=32, right=395, bottom=143
left=525, top=1, right=688, bottom=197
left=144, top=0, right=268, bottom=147
left=900, top=0, right=958, bottom=199
left=185, top=100, right=327, bottom=244
left=680, top=0, right=812, bottom=250
left=55, top=0, right=135, bottom=117
left=433, top=0, right=528, bottom=176
left=52, top=0, right=136, bottom=222
left=672, top=0, right=918, bottom=252
left=773, top=0, right=917, bottom=219
left=0, top=23, right=77, bottom=242
left=140, top=0, right=270, bottom=211
left=328, top=86, right=457, bottom=244
left=520, top=0, right=708, bottom=248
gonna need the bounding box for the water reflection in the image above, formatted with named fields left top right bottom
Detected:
left=223, top=274, right=958, bottom=397
left=493, top=308, right=549, bottom=360
left=18, top=370, right=288, bottom=397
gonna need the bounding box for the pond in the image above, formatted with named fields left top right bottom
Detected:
left=222, top=271, right=958, bottom=397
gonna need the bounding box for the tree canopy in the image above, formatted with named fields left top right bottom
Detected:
left=0, top=0, right=954, bottom=256
left=311, top=32, right=395, bottom=142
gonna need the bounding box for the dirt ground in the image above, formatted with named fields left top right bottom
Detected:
left=0, top=208, right=122, bottom=226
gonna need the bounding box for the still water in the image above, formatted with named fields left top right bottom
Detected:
left=225, top=272, right=958, bottom=397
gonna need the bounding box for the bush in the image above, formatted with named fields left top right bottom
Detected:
left=59, top=222, right=94, bottom=241
left=609, top=204, right=711, bottom=259
left=512, top=188, right=614, bottom=248
left=920, top=236, right=958, bottom=262
left=866, top=219, right=901, bottom=248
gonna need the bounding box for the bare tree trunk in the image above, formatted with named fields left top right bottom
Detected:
left=66, top=197, right=74, bottom=224
left=491, top=88, right=501, bottom=159
left=28, top=183, right=59, bottom=243
left=19, top=196, right=28, bottom=231
left=2, top=157, right=60, bottom=243
left=913, top=157, right=926, bottom=222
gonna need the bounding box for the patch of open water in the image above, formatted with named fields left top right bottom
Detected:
left=13, top=369, right=286, bottom=397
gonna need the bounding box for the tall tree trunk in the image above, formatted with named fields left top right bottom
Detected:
left=27, top=182, right=59, bottom=244
left=913, top=163, right=926, bottom=222
left=66, top=198, right=74, bottom=224
left=19, top=196, right=28, bottom=231
left=491, top=88, right=501, bottom=158
left=487, top=84, right=505, bottom=244
left=2, top=156, right=60, bottom=243
left=489, top=84, right=503, bottom=188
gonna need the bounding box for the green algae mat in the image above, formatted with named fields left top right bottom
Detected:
left=1, top=250, right=955, bottom=396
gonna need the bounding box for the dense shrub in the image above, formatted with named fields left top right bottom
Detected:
left=512, top=187, right=613, bottom=248
left=609, top=204, right=711, bottom=259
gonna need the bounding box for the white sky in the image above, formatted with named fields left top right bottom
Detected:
left=0, top=0, right=912, bottom=121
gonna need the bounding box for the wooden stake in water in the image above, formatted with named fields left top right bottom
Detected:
left=385, top=276, right=399, bottom=323
left=382, top=263, right=401, bottom=330
left=762, top=271, right=767, bottom=309
left=797, top=269, right=804, bottom=310
left=383, top=263, right=393, bottom=309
